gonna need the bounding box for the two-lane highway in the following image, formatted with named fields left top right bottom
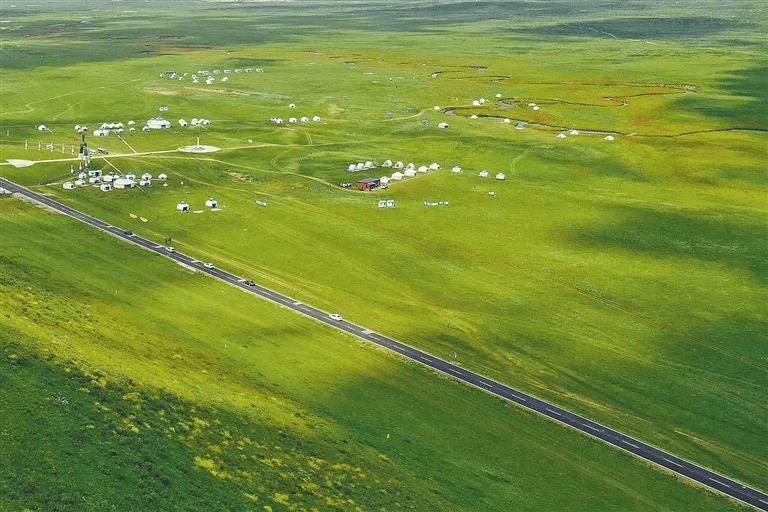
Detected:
left=2, top=177, right=765, bottom=510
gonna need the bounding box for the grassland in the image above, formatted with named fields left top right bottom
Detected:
left=1, top=1, right=766, bottom=510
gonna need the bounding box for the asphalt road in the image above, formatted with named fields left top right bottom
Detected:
left=2, top=177, right=765, bottom=511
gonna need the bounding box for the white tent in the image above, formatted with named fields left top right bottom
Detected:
left=433, top=106, right=440, bottom=111
left=289, top=117, right=297, bottom=123
left=390, top=172, right=404, bottom=181
left=394, top=161, right=404, bottom=169
left=312, top=116, right=321, bottom=122
left=128, top=120, right=135, bottom=125
left=300, top=117, right=309, bottom=123
left=129, top=127, right=137, bottom=134
left=503, top=118, right=511, bottom=124
left=115, top=128, right=125, bottom=135
left=103, top=174, right=115, bottom=183
left=364, top=161, right=373, bottom=169
left=496, top=93, right=502, bottom=98
left=438, top=122, right=449, bottom=129
left=470, top=115, right=478, bottom=119
left=405, top=162, right=415, bottom=169
left=78, top=172, right=87, bottom=180
left=532, top=106, right=540, bottom=111
left=557, top=133, right=566, bottom=139
left=147, top=117, right=171, bottom=129
left=495, top=172, right=506, bottom=180
left=37, top=125, right=47, bottom=131
left=380, top=176, right=391, bottom=185
left=355, top=163, right=365, bottom=171
left=604, top=135, right=615, bottom=141
left=74, top=125, right=81, bottom=131
left=347, top=164, right=356, bottom=172
left=158, top=173, right=168, bottom=180
left=382, top=160, right=393, bottom=168
left=288, top=103, right=295, bottom=108
left=429, top=163, right=440, bottom=170
left=472, top=100, right=481, bottom=106
left=205, top=198, right=218, bottom=208
left=404, top=169, right=417, bottom=177
left=142, top=126, right=151, bottom=132
left=141, top=173, right=152, bottom=180
left=139, top=178, right=151, bottom=187
left=177, top=201, right=190, bottom=212
left=88, top=169, right=102, bottom=177
left=100, top=183, right=112, bottom=192
left=179, top=119, right=188, bottom=127
left=569, top=129, right=579, bottom=135
left=221, top=77, right=229, bottom=82
left=126, top=173, right=136, bottom=180
left=417, top=166, right=429, bottom=173
left=451, top=166, right=462, bottom=173
left=75, top=178, right=86, bottom=187
left=93, top=129, right=109, bottom=136
left=113, top=178, right=135, bottom=189
left=63, top=181, right=75, bottom=190
left=479, top=170, right=489, bottom=177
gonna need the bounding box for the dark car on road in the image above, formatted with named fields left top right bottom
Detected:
left=244, top=280, right=256, bottom=286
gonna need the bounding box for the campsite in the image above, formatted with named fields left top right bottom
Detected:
left=0, top=1, right=765, bottom=511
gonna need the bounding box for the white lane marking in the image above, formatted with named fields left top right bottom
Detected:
left=759, top=499, right=768, bottom=505
left=621, top=439, right=640, bottom=449
left=709, top=477, right=731, bottom=488
left=546, top=408, right=561, bottom=416
left=444, top=366, right=462, bottom=376
left=583, top=423, right=600, bottom=432
left=362, top=329, right=373, bottom=334
left=663, top=458, right=682, bottom=468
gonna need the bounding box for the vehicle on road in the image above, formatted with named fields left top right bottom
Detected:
left=203, top=262, right=214, bottom=269
left=329, top=313, right=343, bottom=321
left=124, top=230, right=133, bottom=235
left=164, top=246, right=175, bottom=253
left=244, top=280, right=256, bottom=286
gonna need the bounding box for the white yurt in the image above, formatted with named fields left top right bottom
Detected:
left=63, top=181, right=75, bottom=190
left=405, top=162, right=415, bottom=169
left=451, top=166, right=462, bottom=173
left=557, top=133, right=566, bottom=139
left=364, top=161, right=373, bottom=169
left=434, top=106, right=440, bottom=111
left=289, top=117, right=297, bottom=123
left=380, top=176, right=391, bottom=185
left=141, top=173, right=152, bottom=180
left=479, top=170, right=489, bottom=177
left=438, top=122, right=449, bottom=129
left=312, top=116, right=321, bottom=122
left=355, top=163, right=365, bottom=171
left=429, top=163, right=440, bottom=170
left=394, top=161, right=404, bottom=169
left=140, top=178, right=151, bottom=187
left=390, top=172, right=404, bottom=181
left=605, top=135, right=615, bottom=141
left=125, top=173, right=136, bottom=180
left=301, top=117, right=309, bottom=123
left=347, top=164, right=356, bottom=172
left=503, top=118, right=511, bottom=124
left=470, top=115, right=478, bottom=119
left=37, top=125, right=47, bottom=131
left=404, top=168, right=417, bottom=177
left=569, top=129, right=579, bottom=135
left=417, top=166, right=429, bottom=173
left=288, top=103, right=296, bottom=108
left=472, top=100, right=481, bottom=106
left=495, top=173, right=507, bottom=180
left=205, top=198, right=218, bottom=208
left=177, top=201, right=190, bottom=212
left=100, top=183, right=112, bottom=192
left=75, top=178, right=86, bottom=187
left=382, top=160, right=393, bottom=168
left=158, top=173, right=168, bottom=180
left=113, top=178, right=135, bottom=189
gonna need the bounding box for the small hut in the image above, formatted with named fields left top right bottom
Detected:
left=205, top=198, right=218, bottom=208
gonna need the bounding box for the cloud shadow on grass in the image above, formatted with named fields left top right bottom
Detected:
left=568, top=206, right=768, bottom=283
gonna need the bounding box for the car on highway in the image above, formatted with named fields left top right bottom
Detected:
left=124, top=230, right=133, bottom=236
left=329, top=313, right=343, bottom=321
left=164, top=246, right=175, bottom=253
left=244, top=280, right=256, bottom=286
left=203, top=262, right=214, bottom=269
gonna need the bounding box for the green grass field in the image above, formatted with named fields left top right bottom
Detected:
left=1, top=1, right=766, bottom=510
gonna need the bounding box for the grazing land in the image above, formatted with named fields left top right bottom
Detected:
left=1, top=1, right=766, bottom=510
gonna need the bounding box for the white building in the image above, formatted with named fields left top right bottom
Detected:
left=300, top=117, right=309, bottom=123
left=438, top=122, right=449, bottom=129
left=312, top=116, right=321, bottom=122
left=495, top=172, right=507, bottom=180
left=205, top=198, right=218, bottom=208
left=147, top=117, right=171, bottom=129
left=347, top=164, right=356, bottom=172
left=157, top=173, right=168, bottom=180
left=382, top=160, right=393, bottom=168
left=417, top=166, right=429, bottom=173
left=451, top=166, right=462, bottom=173
left=177, top=201, right=190, bottom=212
left=404, top=169, right=417, bottom=177
left=129, top=127, right=137, bottom=134
left=390, top=172, right=404, bottom=181
left=364, top=161, right=373, bottom=169
left=557, top=133, right=566, bottom=139
left=100, top=183, right=112, bottom=192
left=140, top=178, right=151, bottom=187
left=37, top=125, right=47, bottom=131
left=289, top=117, right=297, bottom=123
left=288, top=103, right=295, bottom=108
left=63, top=181, right=75, bottom=190
left=479, top=170, right=489, bottom=178
left=75, top=178, right=86, bottom=187
left=394, top=161, right=404, bottom=169
left=141, top=173, right=152, bottom=180
left=113, top=178, right=135, bottom=189
left=125, top=172, right=136, bottom=180
left=142, top=126, right=151, bottom=132
left=179, top=119, right=188, bottom=127
left=380, top=176, right=391, bottom=185
left=93, top=129, right=109, bottom=137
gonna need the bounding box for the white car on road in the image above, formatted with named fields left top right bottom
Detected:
left=203, top=262, right=214, bottom=269
left=329, top=313, right=343, bottom=321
